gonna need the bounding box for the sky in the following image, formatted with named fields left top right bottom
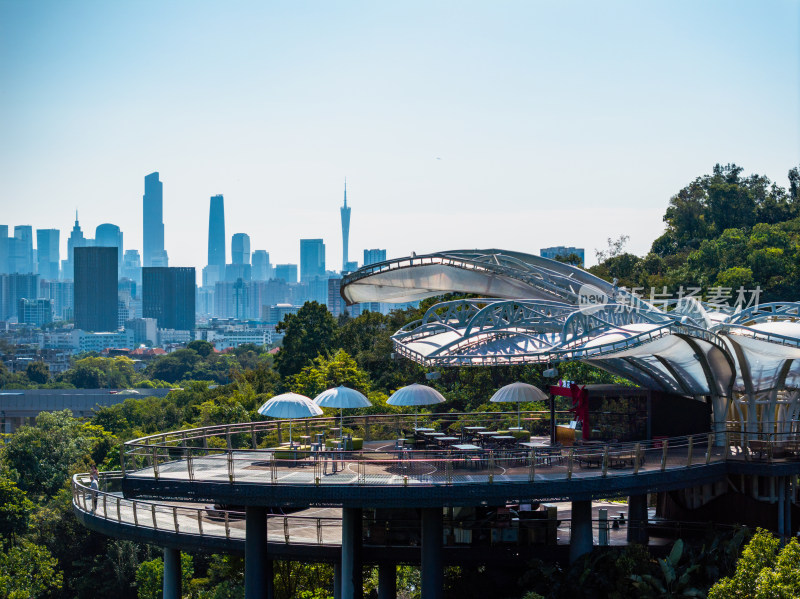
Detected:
left=1, top=0, right=798, bottom=273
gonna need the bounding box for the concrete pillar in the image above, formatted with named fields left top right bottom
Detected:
left=778, top=476, right=785, bottom=541
left=245, top=506, right=270, bottom=599
left=569, top=500, right=593, bottom=563
left=627, top=494, right=649, bottom=545
left=341, top=507, right=363, bottom=599
left=786, top=477, right=793, bottom=539
left=377, top=563, right=397, bottom=599
left=162, top=547, right=181, bottom=599
left=421, top=508, right=443, bottom=599
left=334, top=562, right=342, bottom=599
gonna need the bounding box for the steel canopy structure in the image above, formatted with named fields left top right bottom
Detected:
left=341, top=250, right=800, bottom=436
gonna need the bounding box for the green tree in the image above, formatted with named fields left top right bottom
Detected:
left=0, top=539, right=63, bottom=599
left=187, top=339, right=215, bottom=358
left=275, top=302, right=338, bottom=378
left=708, top=528, right=780, bottom=599
left=25, top=361, right=49, bottom=385
left=0, top=477, right=34, bottom=546
left=288, top=350, right=371, bottom=398
left=135, top=553, right=193, bottom=599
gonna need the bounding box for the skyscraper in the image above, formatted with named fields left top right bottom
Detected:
left=251, top=250, right=271, bottom=281
left=0, top=273, right=39, bottom=321
left=96, top=223, right=124, bottom=273
left=340, top=180, right=350, bottom=271
left=204, top=195, right=226, bottom=287
left=143, top=267, right=196, bottom=331
left=122, top=250, right=142, bottom=286
left=231, top=233, right=251, bottom=265
left=0, top=226, right=8, bottom=274
left=9, top=226, right=34, bottom=273
left=74, top=247, right=118, bottom=332
left=363, top=248, right=387, bottom=266
left=63, top=212, right=87, bottom=280
left=274, top=264, right=298, bottom=283
left=300, top=239, right=325, bottom=281
left=36, top=229, right=60, bottom=281
left=143, top=172, right=166, bottom=268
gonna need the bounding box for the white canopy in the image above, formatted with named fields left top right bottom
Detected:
left=258, top=393, right=323, bottom=419
left=314, top=386, right=372, bottom=409
left=387, top=383, right=446, bottom=407
left=489, top=382, right=548, bottom=404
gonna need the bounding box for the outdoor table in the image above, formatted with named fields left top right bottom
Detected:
left=423, top=431, right=445, bottom=437
left=414, top=427, right=435, bottom=433
left=451, top=443, right=485, bottom=469
left=463, top=426, right=487, bottom=432
left=436, top=436, right=459, bottom=447
left=476, top=431, right=497, bottom=446
left=452, top=444, right=482, bottom=451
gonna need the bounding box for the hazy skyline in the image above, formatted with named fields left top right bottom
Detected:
left=1, top=1, right=798, bottom=271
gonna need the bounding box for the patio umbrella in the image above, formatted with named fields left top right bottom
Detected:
left=258, top=392, right=323, bottom=446
left=313, top=386, right=372, bottom=438
left=489, top=382, right=548, bottom=429
left=387, top=383, right=446, bottom=427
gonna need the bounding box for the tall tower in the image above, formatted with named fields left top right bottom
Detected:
left=204, top=195, right=226, bottom=287
left=300, top=239, right=325, bottom=281
left=340, top=180, right=350, bottom=272
left=63, top=212, right=86, bottom=280
left=95, top=223, right=123, bottom=271
left=74, top=246, right=118, bottom=332
left=142, top=172, right=165, bottom=267
left=36, top=229, right=60, bottom=280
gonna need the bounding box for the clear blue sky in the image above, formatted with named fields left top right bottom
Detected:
left=1, top=0, right=798, bottom=270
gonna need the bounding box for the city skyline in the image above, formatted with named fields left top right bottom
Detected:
left=1, top=2, right=797, bottom=272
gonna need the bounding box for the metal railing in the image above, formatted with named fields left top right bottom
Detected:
left=121, top=417, right=727, bottom=487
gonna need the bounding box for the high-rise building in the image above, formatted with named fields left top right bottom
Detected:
left=36, top=229, right=60, bottom=281
left=340, top=181, right=351, bottom=271
left=274, top=264, right=298, bottom=284
left=363, top=248, right=387, bottom=266
left=0, top=273, right=39, bottom=321
left=18, top=298, right=53, bottom=328
left=122, top=250, right=142, bottom=286
left=96, top=224, right=124, bottom=271
left=203, top=194, right=226, bottom=288
left=63, top=212, right=87, bottom=280
left=231, top=233, right=251, bottom=265
left=143, top=267, right=196, bottom=331
left=9, top=226, right=34, bottom=273
left=327, top=276, right=344, bottom=317
left=300, top=239, right=325, bottom=281
left=0, top=225, right=8, bottom=274
left=251, top=250, right=271, bottom=281
left=540, top=246, right=585, bottom=265
left=41, top=280, right=73, bottom=320
left=74, top=247, right=118, bottom=332
left=143, top=172, right=166, bottom=267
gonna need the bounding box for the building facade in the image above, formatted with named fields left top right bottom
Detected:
left=36, top=229, right=60, bottom=281
left=142, top=267, right=196, bottom=331
left=142, top=172, right=166, bottom=268
left=300, top=239, right=325, bottom=281
left=74, top=246, right=118, bottom=332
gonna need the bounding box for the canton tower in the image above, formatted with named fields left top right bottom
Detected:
left=340, top=180, right=351, bottom=271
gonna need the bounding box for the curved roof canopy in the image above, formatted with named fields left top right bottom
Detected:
left=341, top=250, right=800, bottom=399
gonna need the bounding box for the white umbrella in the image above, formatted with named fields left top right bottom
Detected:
left=313, top=386, right=372, bottom=438
left=387, top=383, right=446, bottom=427
left=258, top=392, right=323, bottom=446
left=489, top=382, right=548, bottom=428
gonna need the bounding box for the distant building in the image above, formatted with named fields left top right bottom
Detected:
left=343, top=260, right=359, bottom=273
left=540, top=246, right=585, bottom=265
left=327, top=277, right=344, bottom=317
left=363, top=248, right=387, bottom=266
left=41, top=280, right=73, bottom=320
left=340, top=181, right=351, bottom=271
left=36, top=229, right=60, bottom=281
left=143, top=172, right=167, bottom=267
left=125, top=318, right=157, bottom=347
left=0, top=225, right=8, bottom=274
left=251, top=250, right=271, bottom=281
left=96, top=224, right=124, bottom=271
left=262, top=303, right=299, bottom=325
left=204, top=194, right=226, bottom=287
left=18, top=298, right=53, bottom=328
left=63, top=212, right=87, bottom=280
left=74, top=246, right=118, bottom=332
left=274, top=264, right=298, bottom=284
left=9, top=226, right=34, bottom=274
left=122, top=250, right=142, bottom=286
left=207, top=329, right=275, bottom=350
left=300, top=239, right=325, bottom=281
left=231, top=233, right=251, bottom=266
left=143, top=267, right=196, bottom=331
left=71, top=329, right=134, bottom=354
left=0, top=273, right=40, bottom=321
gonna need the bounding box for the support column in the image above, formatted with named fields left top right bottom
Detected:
left=163, top=547, right=181, bottom=599
left=421, top=508, right=443, bottom=599
left=778, top=476, right=785, bottom=542
left=333, top=562, right=342, bottom=599
left=569, top=500, right=593, bottom=563
left=341, top=507, right=363, bottom=599
left=377, top=563, right=397, bottom=599
left=245, top=506, right=270, bottom=599
left=627, top=494, right=649, bottom=545
left=786, top=477, right=793, bottom=540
